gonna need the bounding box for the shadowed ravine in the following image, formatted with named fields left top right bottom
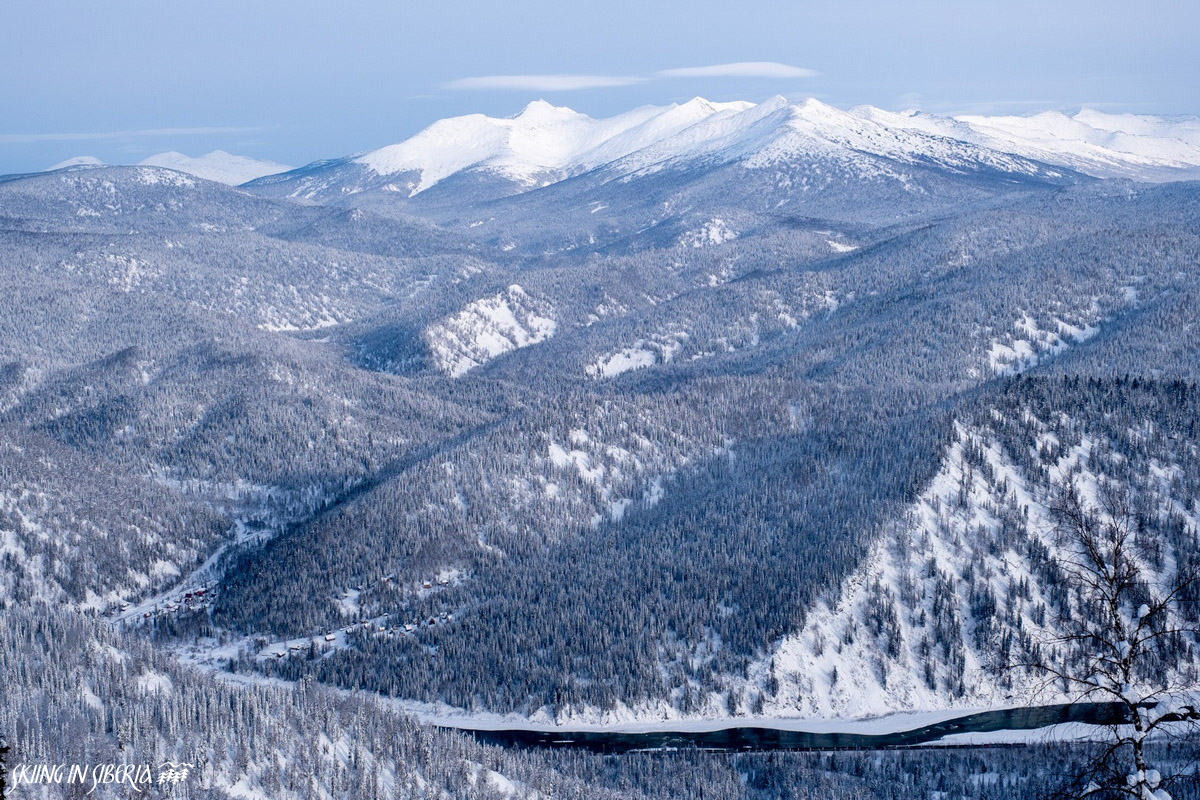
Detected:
left=448, top=704, right=1128, bottom=753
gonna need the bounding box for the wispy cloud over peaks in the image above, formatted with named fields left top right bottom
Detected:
left=657, top=62, right=818, bottom=79
left=442, top=74, right=645, bottom=91
left=442, top=62, right=818, bottom=93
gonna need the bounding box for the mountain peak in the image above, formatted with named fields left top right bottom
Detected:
left=758, top=95, right=793, bottom=113
left=678, top=97, right=717, bottom=113
left=517, top=99, right=584, bottom=120
left=791, top=97, right=846, bottom=119
left=46, top=155, right=104, bottom=171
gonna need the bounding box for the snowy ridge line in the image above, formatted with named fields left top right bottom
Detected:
left=424, top=284, right=557, bottom=376
left=139, top=151, right=293, bottom=185
left=47, top=101, right=1200, bottom=195
left=318, top=98, right=1200, bottom=197
left=746, top=424, right=1062, bottom=718
left=46, top=151, right=292, bottom=185
left=355, top=98, right=753, bottom=194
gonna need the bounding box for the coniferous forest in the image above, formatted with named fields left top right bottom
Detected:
left=3, top=56, right=1200, bottom=798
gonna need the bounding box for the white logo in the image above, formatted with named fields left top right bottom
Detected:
left=157, top=762, right=194, bottom=786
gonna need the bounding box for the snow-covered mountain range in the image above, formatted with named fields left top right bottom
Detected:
left=855, top=106, right=1200, bottom=181
left=249, top=97, right=1200, bottom=204
left=249, top=97, right=1070, bottom=203
left=6, top=87, right=1200, bottom=789
left=45, top=150, right=291, bottom=185
left=38, top=101, right=1200, bottom=197
left=357, top=97, right=757, bottom=192
left=139, top=150, right=292, bottom=185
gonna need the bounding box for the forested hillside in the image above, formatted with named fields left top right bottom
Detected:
left=3, top=97, right=1200, bottom=797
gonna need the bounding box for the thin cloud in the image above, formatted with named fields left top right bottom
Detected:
left=0, top=126, right=263, bottom=144
left=657, top=62, right=818, bottom=79
left=443, top=74, right=645, bottom=92
left=441, top=62, right=817, bottom=93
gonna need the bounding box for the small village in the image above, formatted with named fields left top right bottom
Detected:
left=115, top=572, right=460, bottom=664
left=262, top=573, right=460, bottom=659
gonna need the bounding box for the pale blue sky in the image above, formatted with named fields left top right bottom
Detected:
left=3, top=0, right=1198, bottom=174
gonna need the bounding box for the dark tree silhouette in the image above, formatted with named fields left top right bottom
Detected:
left=0, top=737, right=9, bottom=800
left=1026, top=476, right=1200, bottom=800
